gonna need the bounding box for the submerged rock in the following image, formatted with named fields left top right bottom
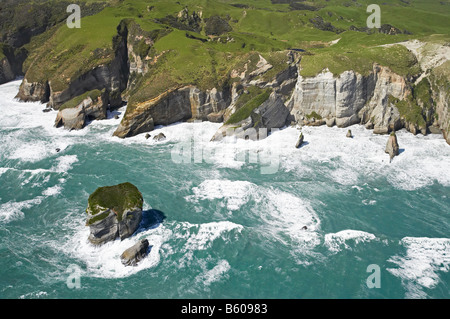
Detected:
left=385, top=131, right=400, bottom=162
left=121, top=239, right=150, bottom=266
left=153, top=132, right=166, bottom=142
left=86, top=182, right=143, bottom=246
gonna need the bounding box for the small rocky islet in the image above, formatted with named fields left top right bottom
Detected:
left=85, top=182, right=150, bottom=266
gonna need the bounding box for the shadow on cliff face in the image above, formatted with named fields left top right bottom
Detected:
left=136, top=209, right=167, bottom=233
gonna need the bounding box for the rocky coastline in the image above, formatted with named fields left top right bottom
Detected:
left=0, top=2, right=447, bottom=145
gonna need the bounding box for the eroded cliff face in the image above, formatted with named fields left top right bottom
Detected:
left=358, top=65, right=409, bottom=134
left=0, top=57, right=15, bottom=84
left=114, top=51, right=299, bottom=139
left=15, top=77, right=50, bottom=103
left=430, top=69, right=450, bottom=145
left=287, top=60, right=450, bottom=143
left=288, top=64, right=410, bottom=134
left=113, top=85, right=231, bottom=138
left=16, top=20, right=130, bottom=110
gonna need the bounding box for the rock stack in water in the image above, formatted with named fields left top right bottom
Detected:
left=385, top=131, right=400, bottom=162
left=295, top=132, right=304, bottom=148
left=121, top=239, right=150, bottom=266
left=85, top=182, right=143, bottom=245
left=346, top=129, right=353, bottom=138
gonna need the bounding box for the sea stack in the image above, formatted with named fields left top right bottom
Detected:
left=385, top=131, right=400, bottom=162
left=346, top=129, right=353, bottom=138
left=295, top=132, right=304, bottom=148
left=121, top=239, right=150, bottom=266
left=86, top=182, right=144, bottom=245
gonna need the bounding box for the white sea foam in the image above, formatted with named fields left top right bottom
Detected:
left=324, top=230, right=377, bottom=253
left=0, top=167, right=8, bottom=177
left=186, top=178, right=322, bottom=260
left=387, top=237, right=450, bottom=298
left=260, top=189, right=321, bottom=249
left=2, top=79, right=450, bottom=191
left=362, top=199, right=377, bottom=206
left=19, top=291, right=48, bottom=299
left=0, top=176, right=66, bottom=224
left=162, top=121, right=450, bottom=191
left=186, top=180, right=256, bottom=211
left=0, top=81, right=55, bottom=130
left=195, top=259, right=231, bottom=286
left=52, top=155, right=78, bottom=173
left=63, top=218, right=242, bottom=279
left=8, top=140, right=53, bottom=163
left=42, top=184, right=63, bottom=197
left=65, top=221, right=173, bottom=279
left=184, top=221, right=244, bottom=251
left=0, top=196, right=44, bottom=223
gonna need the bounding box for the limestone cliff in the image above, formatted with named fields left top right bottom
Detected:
left=430, top=61, right=450, bottom=145
left=288, top=65, right=410, bottom=134
left=287, top=61, right=449, bottom=140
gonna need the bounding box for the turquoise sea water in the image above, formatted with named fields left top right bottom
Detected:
left=0, top=80, right=449, bottom=299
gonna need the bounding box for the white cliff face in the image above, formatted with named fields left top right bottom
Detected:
left=289, top=64, right=409, bottom=134
left=289, top=69, right=336, bottom=122
left=335, top=69, right=376, bottom=127
left=433, top=76, right=450, bottom=144
left=359, top=65, right=408, bottom=134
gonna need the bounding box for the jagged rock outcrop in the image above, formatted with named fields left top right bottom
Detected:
left=295, top=132, right=304, bottom=148
left=385, top=132, right=400, bottom=161
left=434, top=84, right=450, bottom=145
left=86, top=182, right=143, bottom=246
left=359, top=65, right=408, bottom=134
left=429, top=62, right=450, bottom=145
left=346, top=129, right=353, bottom=138
left=114, top=85, right=231, bottom=138
left=211, top=91, right=290, bottom=141
left=0, top=57, right=14, bottom=84
left=15, top=78, right=50, bottom=103
left=253, top=91, right=290, bottom=130
left=153, top=132, right=166, bottom=142
left=55, top=105, right=86, bottom=131
left=190, top=87, right=231, bottom=122
left=121, top=239, right=150, bottom=266
left=54, top=90, right=108, bottom=130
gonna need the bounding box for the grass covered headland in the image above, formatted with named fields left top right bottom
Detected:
left=2, top=0, right=449, bottom=139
